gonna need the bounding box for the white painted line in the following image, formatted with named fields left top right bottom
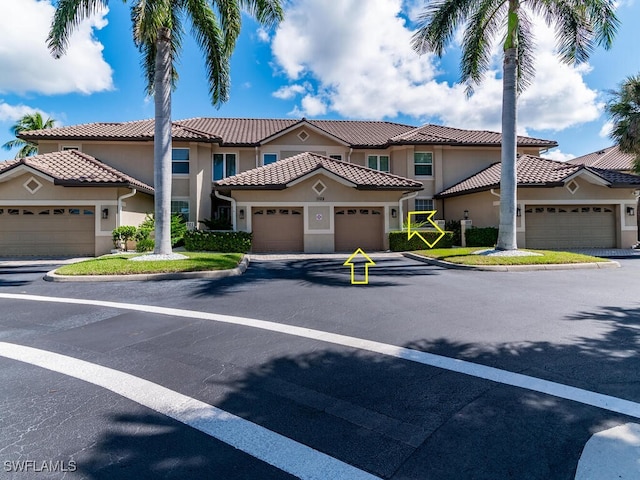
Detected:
left=575, top=422, right=640, bottom=479
left=0, top=342, right=379, bottom=480
left=2, top=293, right=640, bottom=420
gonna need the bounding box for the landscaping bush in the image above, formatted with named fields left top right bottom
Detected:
left=138, top=213, right=187, bottom=247
left=184, top=230, right=252, bottom=253
left=135, top=238, right=155, bottom=252
left=388, top=230, right=454, bottom=251
left=465, top=227, right=499, bottom=247
left=444, top=220, right=462, bottom=246
left=112, top=225, right=137, bottom=251
left=198, top=217, right=232, bottom=230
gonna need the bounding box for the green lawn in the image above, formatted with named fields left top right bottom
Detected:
left=55, top=252, right=244, bottom=276
left=414, top=247, right=607, bottom=266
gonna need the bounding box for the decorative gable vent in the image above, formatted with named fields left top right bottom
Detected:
left=312, top=180, right=327, bottom=195
left=297, top=130, right=309, bottom=142
left=23, top=177, right=43, bottom=194
left=566, top=179, right=579, bottom=195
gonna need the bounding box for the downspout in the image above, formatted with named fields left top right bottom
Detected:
left=348, top=148, right=353, bottom=163
left=255, top=146, right=259, bottom=168
left=399, top=191, right=419, bottom=230
left=117, top=189, right=137, bottom=227
left=490, top=188, right=500, bottom=198
left=214, top=189, right=237, bottom=231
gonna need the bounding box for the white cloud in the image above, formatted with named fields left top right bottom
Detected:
left=272, top=84, right=308, bottom=99
left=0, top=102, right=42, bottom=123
left=541, top=148, right=576, bottom=162
left=599, top=120, right=614, bottom=138
left=256, top=27, right=270, bottom=43
left=0, top=0, right=113, bottom=95
left=270, top=0, right=605, bottom=134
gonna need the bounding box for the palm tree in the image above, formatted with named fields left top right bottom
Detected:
left=47, top=0, right=283, bottom=255
left=412, top=0, right=618, bottom=250
left=606, top=74, right=640, bottom=174
left=2, top=112, right=56, bottom=159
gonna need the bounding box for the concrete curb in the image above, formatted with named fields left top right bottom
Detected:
left=402, top=252, right=620, bottom=272
left=44, top=255, right=250, bottom=282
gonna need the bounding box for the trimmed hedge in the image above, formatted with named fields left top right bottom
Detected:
left=465, top=227, right=499, bottom=247
left=389, top=230, right=454, bottom=251
left=184, top=230, right=252, bottom=253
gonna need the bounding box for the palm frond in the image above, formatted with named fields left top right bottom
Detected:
left=515, top=8, right=535, bottom=93
left=47, top=0, right=108, bottom=58
left=212, top=0, right=242, bottom=55
left=187, top=0, right=229, bottom=105
left=238, top=0, right=284, bottom=28
left=412, top=0, right=478, bottom=56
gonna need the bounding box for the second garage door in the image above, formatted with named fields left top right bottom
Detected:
left=0, top=206, right=96, bottom=256
left=334, top=207, right=384, bottom=252
left=251, top=207, right=304, bottom=252
left=525, top=205, right=616, bottom=249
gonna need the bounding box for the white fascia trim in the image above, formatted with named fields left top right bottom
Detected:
left=564, top=169, right=611, bottom=187
left=286, top=168, right=356, bottom=189
left=0, top=165, right=54, bottom=184
left=260, top=121, right=350, bottom=147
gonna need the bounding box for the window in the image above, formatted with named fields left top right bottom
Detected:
left=414, top=152, right=433, bottom=176
left=414, top=199, right=434, bottom=222
left=172, top=148, right=190, bottom=175
left=263, top=153, right=278, bottom=165
left=329, top=154, right=343, bottom=161
left=171, top=200, right=189, bottom=221
left=368, top=155, right=389, bottom=172
left=213, top=153, right=237, bottom=180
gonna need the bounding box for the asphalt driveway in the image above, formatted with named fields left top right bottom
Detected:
left=1, top=254, right=640, bottom=479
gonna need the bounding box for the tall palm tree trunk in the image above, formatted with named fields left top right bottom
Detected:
left=496, top=46, right=518, bottom=251
left=154, top=27, right=173, bottom=255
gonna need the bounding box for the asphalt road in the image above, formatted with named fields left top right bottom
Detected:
left=1, top=255, right=640, bottom=479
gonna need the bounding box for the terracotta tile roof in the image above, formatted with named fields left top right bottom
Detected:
left=390, top=124, right=557, bottom=147
left=0, top=150, right=154, bottom=193
left=20, top=117, right=557, bottom=149
left=213, top=152, right=423, bottom=190
left=20, top=119, right=219, bottom=142
left=436, top=154, right=640, bottom=198
left=568, top=145, right=636, bottom=171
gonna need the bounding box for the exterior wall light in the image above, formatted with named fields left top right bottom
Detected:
left=627, top=206, right=635, bottom=216
left=102, top=208, right=109, bottom=219
left=391, top=208, right=397, bottom=218
left=516, top=207, right=521, bottom=217
left=463, top=210, right=469, bottom=220
left=239, top=208, right=245, bottom=220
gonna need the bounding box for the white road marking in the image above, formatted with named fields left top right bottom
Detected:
left=2, top=293, right=640, bottom=420
left=0, top=342, right=379, bottom=480
left=575, top=423, right=640, bottom=479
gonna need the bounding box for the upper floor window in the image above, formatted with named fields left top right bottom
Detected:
left=172, top=148, right=190, bottom=175
left=368, top=155, right=389, bottom=172
left=62, top=145, right=80, bottom=151
left=213, top=153, right=236, bottom=181
left=329, top=154, right=343, bottom=161
left=414, top=152, right=433, bottom=176
left=263, top=153, right=278, bottom=165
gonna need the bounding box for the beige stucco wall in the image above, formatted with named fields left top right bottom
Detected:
left=443, top=192, right=499, bottom=226
left=304, top=234, right=334, bottom=253
left=80, top=142, right=155, bottom=186
left=267, top=127, right=345, bottom=148
left=308, top=205, right=331, bottom=230
left=441, top=147, right=502, bottom=189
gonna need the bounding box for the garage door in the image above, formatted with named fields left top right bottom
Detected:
left=525, top=205, right=616, bottom=249
left=334, top=207, right=384, bottom=252
left=251, top=207, right=304, bottom=252
left=0, top=206, right=96, bottom=256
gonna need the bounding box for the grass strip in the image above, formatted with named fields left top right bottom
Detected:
left=55, top=252, right=243, bottom=276
left=414, top=247, right=607, bottom=266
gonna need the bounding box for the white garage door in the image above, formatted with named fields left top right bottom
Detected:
left=334, top=207, right=384, bottom=252
left=0, top=206, right=96, bottom=256
left=525, top=205, right=616, bottom=249
left=251, top=207, right=304, bottom=252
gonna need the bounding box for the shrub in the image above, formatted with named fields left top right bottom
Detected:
left=138, top=213, right=187, bottom=247
left=388, top=230, right=454, bottom=251
left=184, top=230, right=252, bottom=253
left=444, top=220, right=462, bottom=246
left=135, top=238, right=155, bottom=252
left=465, top=227, right=499, bottom=247
left=199, top=218, right=232, bottom=230
left=112, top=226, right=138, bottom=251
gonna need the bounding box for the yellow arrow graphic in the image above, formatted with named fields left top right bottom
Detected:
left=343, top=248, right=376, bottom=285
left=407, top=210, right=445, bottom=248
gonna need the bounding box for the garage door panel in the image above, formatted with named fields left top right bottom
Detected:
left=334, top=207, right=384, bottom=252
left=251, top=207, right=303, bottom=252
left=525, top=205, right=615, bottom=249
left=0, top=207, right=95, bottom=256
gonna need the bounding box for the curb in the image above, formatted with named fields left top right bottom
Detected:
left=44, top=255, right=250, bottom=282
left=402, top=252, right=620, bottom=271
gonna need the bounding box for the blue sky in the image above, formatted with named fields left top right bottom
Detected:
left=1, top=0, right=639, bottom=162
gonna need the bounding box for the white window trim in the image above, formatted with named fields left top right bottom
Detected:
left=61, top=145, right=81, bottom=152
left=414, top=198, right=434, bottom=210
left=262, top=152, right=279, bottom=166
left=328, top=154, right=343, bottom=161
left=171, top=197, right=190, bottom=221
left=172, top=147, right=190, bottom=177
left=212, top=152, right=239, bottom=181
left=367, top=154, right=390, bottom=172
left=414, top=151, right=434, bottom=178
